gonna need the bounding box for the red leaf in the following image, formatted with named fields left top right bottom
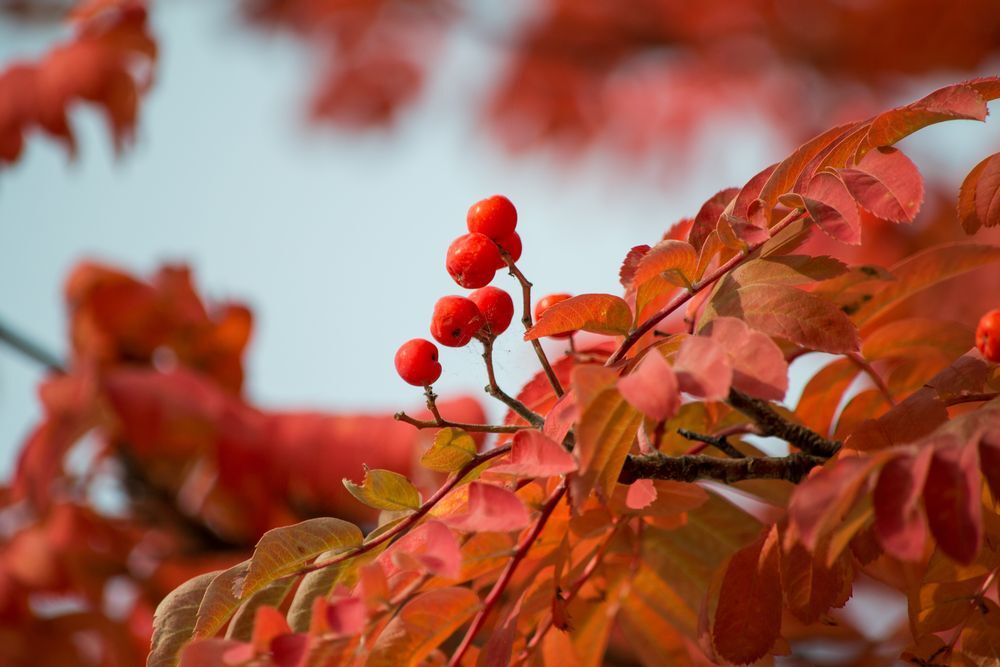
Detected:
left=674, top=336, right=732, bottom=401
left=789, top=455, right=886, bottom=550
left=873, top=448, right=933, bottom=561
left=690, top=188, right=738, bottom=251
left=542, top=390, right=579, bottom=445
left=865, top=83, right=989, bottom=149
left=617, top=350, right=681, bottom=421
left=441, top=482, right=530, bottom=533
left=781, top=171, right=861, bottom=245
left=619, top=245, right=651, bottom=289
left=384, top=520, right=462, bottom=579
left=838, top=147, right=924, bottom=223
left=251, top=606, right=291, bottom=653
left=958, top=152, right=1000, bottom=235
left=846, top=389, right=949, bottom=451
left=922, top=438, right=982, bottom=565
left=490, top=430, right=577, bottom=477
left=712, top=526, right=782, bottom=664
left=978, top=428, right=1000, bottom=501
left=524, top=293, right=632, bottom=339
left=324, top=596, right=367, bottom=637
left=702, top=317, right=788, bottom=401
left=781, top=541, right=854, bottom=624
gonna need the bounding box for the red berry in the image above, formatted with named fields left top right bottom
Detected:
left=494, top=231, right=522, bottom=265
left=431, top=296, right=485, bottom=347
left=446, top=233, right=501, bottom=289
left=467, top=195, right=517, bottom=240
left=469, top=286, right=514, bottom=337
left=976, top=309, right=1000, bottom=363
left=395, top=339, right=442, bottom=386
left=534, top=293, right=575, bottom=339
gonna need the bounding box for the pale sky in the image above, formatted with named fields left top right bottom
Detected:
left=0, top=2, right=995, bottom=477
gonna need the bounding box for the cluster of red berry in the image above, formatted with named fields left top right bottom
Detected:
left=394, top=196, right=520, bottom=387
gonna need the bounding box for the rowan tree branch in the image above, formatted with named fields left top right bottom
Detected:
left=619, top=451, right=826, bottom=485
left=0, top=317, right=65, bottom=373
left=481, top=336, right=545, bottom=428
left=726, top=388, right=841, bottom=458
left=502, top=251, right=564, bottom=397
left=677, top=428, right=746, bottom=459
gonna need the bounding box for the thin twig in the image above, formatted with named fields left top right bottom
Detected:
left=677, top=428, right=747, bottom=459
left=0, top=318, right=64, bottom=373
left=502, top=252, right=564, bottom=397
left=287, top=444, right=512, bottom=579
left=448, top=481, right=567, bottom=666
left=393, top=412, right=527, bottom=433
left=619, top=451, right=826, bottom=485
left=481, top=336, right=545, bottom=429
left=727, top=388, right=841, bottom=458
left=423, top=386, right=444, bottom=422
left=607, top=209, right=805, bottom=365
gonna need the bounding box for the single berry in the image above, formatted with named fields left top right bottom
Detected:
left=446, top=233, right=502, bottom=289
left=534, top=293, right=575, bottom=339
left=395, top=339, right=442, bottom=386
left=467, top=195, right=517, bottom=240
left=494, top=230, right=522, bottom=266
left=431, top=295, right=485, bottom=347
left=976, top=309, right=1000, bottom=363
left=469, top=286, right=514, bottom=337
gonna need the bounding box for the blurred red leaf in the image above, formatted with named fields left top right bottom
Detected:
left=490, top=430, right=577, bottom=477
left=441, top=482, right=531, bottom=533
left=617, top=349, right=681, bottom=421
left=958, top=152, right=1000, bottom=235
left=923, top=437, right=982, bottom=565
left=702, top=316, right=788, bottom=401
left=873, top=447, right=933, bottom=561
left=673, top=336, right=732, bottom=401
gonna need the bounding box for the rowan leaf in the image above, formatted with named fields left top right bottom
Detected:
left=673, top=335, right=733, bottom=401
left=617, top=349, right=681, bottom=421
left=758, top=122, right=859, bottom=220
left=194, top=561, right=251, bottom=639
left=873, top=448, right=933, bottom=561
left=838, top=147, right=924, bottom=223
left=286, top=552, right=348, bottom=632
left=702, top=283, right=860, bottom=354
left=781, top=540, right=854, bottom=624
left=633, top=239, right=698, bottom=289
left=712, top=526, right=782, bottom=665
left=690, top=188, right=738, bottom=251
left=619, top=244, right=651, bottom=289
left=572, top=386, right=643, bottom=507
left=366, top=587, right=480, bottom=667
left=851, top=243, right=1000, bottom=326
left=238, top=518, right=362, bottom=600
left=846, top=388, right=948, bottom=450
left=923, top=438, right=982, bottom=565
left=865, top=82, right=989, bottom=149
left=385, top=520, right=462, bottom=579
left=959, top=599, right=1000, bottom=666
left=225, top=579, right=295, bottom=643
left=781, top=171, right=862, bottom=244
left=914, top=576, right=990, bottom=636
left=524, top=293, right=632, bottom=339
left=149, top=571, right=220, bottom=667
left=728, top=255, right=848, bottom=287
left=421, top=427, right=478, bottom=472
left=958, top=152, right=1000, bottom=235
left=343, top=468, right=421, bottom=512
left=795, top=358, right=859, bottom=438
left=441, top=482, right=531, bottom=533
left=489, top=429, right=577, bottom=477
left=703, top=316, right=788, bottom=401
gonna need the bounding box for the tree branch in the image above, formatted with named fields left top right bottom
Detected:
left=619, top=451, right=826, bottom=485
left=502, top=251, right=564, bottom=397
left=677, top=428, right=746, bottom=459
left=0, top=317, right=64, bottom=373
left=393, top=411, right=527, bottom=433
left=481, top=336, right=545, bottom=428
left=726, top=388, right=841, bottom=458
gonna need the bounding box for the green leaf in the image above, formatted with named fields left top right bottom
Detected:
left=420, top=427, right=478, bottom=472
left=343, top=467, right=421, bottom=511
left=149, top=571, right=220, bottom=667
left=367, top=587, right=481, bottom=667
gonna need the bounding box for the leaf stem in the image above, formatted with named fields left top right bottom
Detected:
left=846, top=352, right=897, bottom=407
left=393, top=412, right=527, bottom=433
left=677, top=428, right=747, bottom=459
left=607, top=208, right=805, bottom=365
left=502, top=252, right=564, bottom=397
left=448, top=481, right=567, bottom=666
left=0, top=317, right=64, bottom=373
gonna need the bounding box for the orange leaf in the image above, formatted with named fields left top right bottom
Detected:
left=524, top=293, right=632, bottom=339
left=712, top=525, right=782, bottom=664
left=781, top=171, right=862, bottom=245
left=865, top=82, right=989, bottom=149
left=367, top=587, right=480, bottom=667
left=837, top=147, right=924, bottom=223
left=958, top=152, right=1000, bottom=235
